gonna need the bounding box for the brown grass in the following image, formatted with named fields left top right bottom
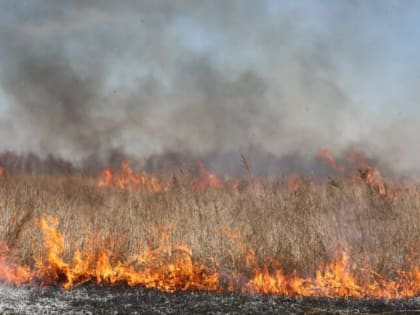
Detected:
left=0, top=172, right=419, bottom=278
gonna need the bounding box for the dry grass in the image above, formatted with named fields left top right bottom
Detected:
left=0, top=172, right=419, bottom=278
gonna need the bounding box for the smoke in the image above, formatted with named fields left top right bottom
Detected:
left=0, top=1, right=418, bottom=175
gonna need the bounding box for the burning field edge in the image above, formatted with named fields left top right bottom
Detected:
left=1, top=215, right=420, bottom=299
left=0, top=149, right=419, bottom=301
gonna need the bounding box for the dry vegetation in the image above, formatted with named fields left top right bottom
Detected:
left=0, top=172, right=420, bottom=279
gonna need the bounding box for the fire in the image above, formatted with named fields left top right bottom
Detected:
left=317, top=148, right=346, bottom=174
left=1, top=217, right=420, bottom=299
left=194, top=161, right=224, bottom=192
left=0, top=241, right=31, bottom=285
left=317, top=148, right=401, bottom=199
left=96, top=160, right=264, bottom=193
left=9, top=217, right=221, bottom=292
left=97, top=168, right=113, bottom=187
left=97, top=160, right=230, bottom=193
left=96, top=149, right=400, bottom=198
left=287, top=175, right=303, bottom=191
left=97, top=160, right=167, bottom=192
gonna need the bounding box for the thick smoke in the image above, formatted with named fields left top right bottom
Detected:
left=0, top=1, right=418, bottom=175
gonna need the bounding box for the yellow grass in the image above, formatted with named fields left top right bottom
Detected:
left=0, top=172, right=419, bottom=278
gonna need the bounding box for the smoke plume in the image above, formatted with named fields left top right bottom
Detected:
left=0, top=1, right=418, bottom=175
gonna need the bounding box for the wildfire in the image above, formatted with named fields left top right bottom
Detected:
left=287, top=175, right=303, bottom=192
left=97, top=160, right=167, bottom=192
left=316, top=148, right=346, bottom=174
left=0, top=217, right=419, bottom=299
left=316, top=148, right=401, bottom=199
left=96, top=160, right=269, bottom=194
left=194, top=161, right=225, bottom=192
left=97, top=160, right=250, bottom=193
left=95, top=151, right=404, bottom=198
left=0, top=241, right=31, bottom=285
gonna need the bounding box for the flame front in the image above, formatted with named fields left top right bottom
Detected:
left=0, top=241, right=31, bottom=285
left=0, top=217, right=419, bottom=299
left=195, top=161, right=224, bottom=192
left=97, top=160, right=167, bottom=192
left=1, top=149, right=418, bottom=298
left=96, top=150, right=405, bottom=197
left=316, top=148, right=404, bottom=199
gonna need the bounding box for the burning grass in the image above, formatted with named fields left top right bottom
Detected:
left=0, top=161, right=419, bottom=298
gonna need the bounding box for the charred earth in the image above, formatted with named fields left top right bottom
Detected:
left=1, top=283, right=420, bottom=315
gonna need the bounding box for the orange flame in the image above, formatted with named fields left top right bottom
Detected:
left=97, top=161, right=256, bottom=193
left=316, top=148, right=402, bottom=199
left=96, top=154, right=405, bottom=199
left=96, top=160, right=167, bottom=192
left=346, top=151, right=392, bottom=197
left=0, top=241, right=31, bottom=285
left=96, top=160, right=263, bottom=192
left=287, top=175, right=303, bottom=191
left=194, top=162, right=224, bottom=192
left=317, top=148, right=346, bottom=174
left=1, top=217, right=420, bottom=298
left=97, top=168, right=113, bottom=188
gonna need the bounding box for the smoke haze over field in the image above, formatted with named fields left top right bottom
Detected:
left=0, top=1, right=419, bottom=174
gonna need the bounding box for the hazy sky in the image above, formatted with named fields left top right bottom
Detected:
left=0, top=1, right=419, bottom=172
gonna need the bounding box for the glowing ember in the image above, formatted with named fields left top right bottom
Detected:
left=0, top=217, right=419, bottom=299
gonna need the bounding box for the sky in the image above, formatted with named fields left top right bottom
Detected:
left=0, top=1, right=419, bottom=173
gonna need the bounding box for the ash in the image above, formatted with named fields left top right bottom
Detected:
left=0, top=283, right=419, bottom=315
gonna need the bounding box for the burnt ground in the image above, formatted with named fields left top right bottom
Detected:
left=0, top=283, right=419, bottom=315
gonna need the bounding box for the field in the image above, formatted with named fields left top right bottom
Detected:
left=0, top=163, right=419, bottom=298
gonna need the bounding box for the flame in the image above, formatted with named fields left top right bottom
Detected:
left=287, top=175, right=303, bottom=191
left=194, top=162, right=224, bottom=192
left=97, top=168, right=113, bottom=187
left=242, top=249, right=420, bottom=298
left=0, top=241, right=31, bottom=285
left=95, top=153, right=405, bottom=199
left=316, top=148, right=402, bottom=199
left=317, top=148, right=346, bottom=174
left=346, top=151, right=394, bottom=198
left=0, top=217, right=419, bottom=299
left=97, top=160, right=167, bottom=192
left=31, top=217, right=220, bottom=292
left=97, top=160, right=259, bottom=193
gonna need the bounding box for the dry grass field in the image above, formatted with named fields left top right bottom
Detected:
left=1, top=169, right=419, bottom=288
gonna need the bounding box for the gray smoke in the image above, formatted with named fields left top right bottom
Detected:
left=0, top=1, right=418, bottom=175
